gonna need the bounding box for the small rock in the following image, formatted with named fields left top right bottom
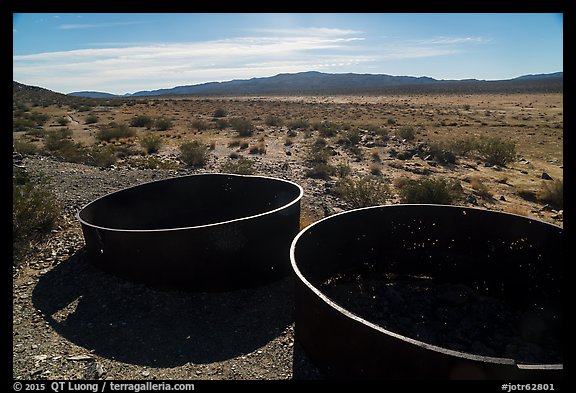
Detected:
left=33, top=355, right=48, bottom=361
left=541, top=172, right=553, bottom=180
left=142, top=370, right=150, bottom=377
left=84, top=362, right=106, bottom=379
left=466, top=194, right=478, bottom=206
left=520, top=170, right=529, bottom=175
left=499, top=195, right=506, bottom=201
left=67, top=354, right=93, bottom=361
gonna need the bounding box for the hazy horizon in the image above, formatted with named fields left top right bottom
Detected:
left=13, top=13, right=563, bottom=95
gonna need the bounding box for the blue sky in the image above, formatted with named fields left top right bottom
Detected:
left=13, top=13, right=563, bottom=95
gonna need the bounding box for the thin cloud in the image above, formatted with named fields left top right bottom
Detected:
left=58, top=21, right=147, bottom=30
left=248, top=27, right=363, bottom=36
left=416, top=36, right=491, bottom=45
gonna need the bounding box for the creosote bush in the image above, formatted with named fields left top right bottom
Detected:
left=191, top=119, right=209, bottom=131
left=478, top=136, right=516, bottom=166
left=130, top=115, right=154, bottom=128
left=397, top=126, right=416, bottom=141
left=13, top=169, right=60, bottom=262
left=265, top=115, right=283, bottom=127
left=213, top=108, right=227, bottom=118
left=398, top=178, right=462, bottom=204
left=333, top=175, right=390, bottom=208
left=220, top=157, right=255, bottom=175
left=229, top=118, right=254, bottom=137
left=97, top=123, right=135, bottom=142
left=180, top=140, right=209, bottom=167
left=140, top=133, right=163, bottom=154
left=154, top=117, right=173, bottom=131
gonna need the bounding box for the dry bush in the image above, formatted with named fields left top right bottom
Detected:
left=333, top=175, right=390, bottom=208
left=399, top=178, right=462, bottom=205
left=140, top=133, right=163, bottom=154
left=265, top=115, right=283, bottom=127
left=97, top=123, right=135, bottom=142
left=470, top=177, right=493, bottom=200
left=538, top=180, right=563, bottom=209
left=180, top=140, right=209, bottom=167
left=230, top=118, right=254, bottom=137
left=478, top=136, right=516, bottom=166
left=248, top=142, right=266, bottom=155
left=220, top=157, right=255, bottom=175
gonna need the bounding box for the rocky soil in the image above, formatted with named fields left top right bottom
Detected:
left=13, top=156, right=327, bottom=380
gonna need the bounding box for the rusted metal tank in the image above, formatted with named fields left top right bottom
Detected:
left=291, top=205, right=562, bottom=379
left=78, top=173, right=303, bottom=291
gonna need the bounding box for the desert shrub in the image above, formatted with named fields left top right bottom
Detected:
left=387, top=117, right=396, bottom=125
left=154, top=117, right=173, bottom=131
left=229, top=118, right=254, bottom=137
left=265, top=115, right=283, bottom=127
left=463, top=104, right=471, bottom=110
left=180, top=140, right=209, bottom=167
left=333, top=175, right=390, bottom=208
left=447, top=137, right=479, bottom=156
left=478, top=136, right=516, bottom=166
left=286, top=129, right=298, bottom=138
left=97, top=122, right=135, bottom=142
left=305, top=163, right=335, bottom=180
left=470, top=177, right=493, bottom=200
left=397, top=126, right=416, bottom=141
left=45, top=128, right=73, bottom=151
left=335, top=163, right=352, bottom=178
left=13, top=170, right=60, bottom=256
left=307, top=138, right=331, bottom=164
left=220, top=157, right=255, bottom=175
left=140, top=133, right=163, bottom=154
left=284, top=137, right=294, bottom=146
left=25, top=129, right=47, bottom=138
left=56, top=117, right=70, bottom=126
left=398, top=178, right=461, bottom=204
left=248, top=142, right=266, bottom=155
left=213, top=108, right=227, bottom=118
left=428, top=142, right=457, bottom=164
left=191, top=119, right=209, bottom=131
left=130, top=115, right=154, bottom=128
left=517, top=189, right=538, bottom=202
left=538, top=180, right=563, bottom=209
left=215, top=118, right=229, bottom=130
left=86, top=145, right=117, bottom=167
left=288, top=119, right=309, bottom=130
left=53, top=140, right=87, bottom=163
left=14, top=140, right=38, bottom=155
left=338, top=129, right=361, bottom=145
left=369, top=163, right=382, bottom=176
left=315, top=121, right=339, bottom=138
left=13, top=117, right=36, bottom=131
left=28, top=111, right=50, bottom=126
left=228, top=138, right=242, bottom=148
left=337, top=129, right=362, bottom=157
left=85, top=114, right=99, bottom=124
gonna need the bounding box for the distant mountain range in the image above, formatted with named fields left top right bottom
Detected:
left=67, top=91, right=118, bottom=98
left=18, top=71, right=564, bottom=99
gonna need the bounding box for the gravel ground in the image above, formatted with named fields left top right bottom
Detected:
left=13, top=156, right=325, bottom=380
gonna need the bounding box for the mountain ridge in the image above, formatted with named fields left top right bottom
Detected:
left=20, top=71, right=563, bottom=98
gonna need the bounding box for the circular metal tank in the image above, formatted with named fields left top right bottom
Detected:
left=291, top=205, right=562, bottom=379
left=78, top=173, right=303, bottom=291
